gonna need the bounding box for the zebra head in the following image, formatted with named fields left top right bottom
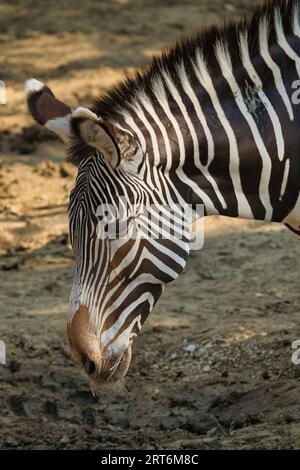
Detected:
left=25, top=79, right=191, bottom=386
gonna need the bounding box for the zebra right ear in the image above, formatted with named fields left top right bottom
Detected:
left=71, top=107, right=121, bottom=168
left=70, top=107, right=144, bottom=172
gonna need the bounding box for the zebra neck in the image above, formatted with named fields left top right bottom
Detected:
left=107, top=0, right=300, bottom=225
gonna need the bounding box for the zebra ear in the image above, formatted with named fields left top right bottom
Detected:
left=71, top=107, right=144, bottom=172
left=25, top=80, right=143, bottom=171
left=71, top=107, right=121, bottom=168
left=25, top=79, right=72, bottom=142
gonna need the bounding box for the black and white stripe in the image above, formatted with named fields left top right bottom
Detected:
left=26, top=0, right=300, bottom=379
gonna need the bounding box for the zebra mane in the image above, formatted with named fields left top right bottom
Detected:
left=93, top=0, right=299, bottom=124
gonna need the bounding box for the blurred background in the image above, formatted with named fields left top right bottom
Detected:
left=1, top=0, right=300, bottom=450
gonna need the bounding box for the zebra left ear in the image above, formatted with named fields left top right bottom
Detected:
left=71, top=107, right=144, bottom=172
left=25, top=78, right=72, bottom=143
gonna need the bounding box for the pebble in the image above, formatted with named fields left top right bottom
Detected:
left=169, top=353, right=178, bottom=361
left=195, top=348, right=206, bottom=358
left=9, top=360, right=21, bottom=373
left=225, top=3, right=235, bottom=11
left=50, top=370, right=68, bottom=384
left=203, top=365, right=210, bottom=372
left=4, top=437, right=18, bottom=447
left=59, top=435, right=70, bottom=445
left=261, top=370, right=270, bottom=380
left=1, top=258, right=20, bottom=271
left=33, top=444, right=50, bottom=450
left=183, top=344, right=197, bottom=353
left=293, top=366, right=300, bottom=378
left=44, top=400, right=58, bottom=418
left=9, top=393, right=26, bottom=416
left=59, top=163, right=73, bottom=178
left=206, top=427, right=218, bottom=436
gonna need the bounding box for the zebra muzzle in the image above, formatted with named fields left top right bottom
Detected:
left=67, top=305, right=132, bottom=384
left=67, top=305, right=103, bottom=377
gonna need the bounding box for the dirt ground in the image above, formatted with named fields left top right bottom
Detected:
left=1, top=0, right=300, bottom=450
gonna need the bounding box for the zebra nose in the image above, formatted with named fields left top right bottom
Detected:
left=67, top=305, right=102, bottom=376
left=84, top=359, right=97, bottom=376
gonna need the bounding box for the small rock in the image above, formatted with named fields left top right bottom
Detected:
left=206, top=427, right=218, bottom=436
left=293, top=366, right=300, bottom=378
left=35, top=161, right=57, bottom=177
left=59, top=163, right=73, bottom=178
left=44, top=281, right=60, bottom=292
left=9, top=360, right=21, bottom=373
left=225, top=3, right=235, bottom=11
left=82, top=407, right=95, bottom=426
left=4, top=437, right=18, bottom=447
left=1, top=257, right=20, bottom=271
left=59, top=435, right=70, bottom=445
left=183, top=344, right=197, bottom=353
left=203, top=365, right=210, bottom=372
left=9, top=393, right=26, bottom=416
left=50, top=370, right=68, bottom=384
left=195, top=348, right=205, bottom=358
left=33, top=444, right=50, bottom=450
left=44, top=400, right=58, bottom=418
left=169, top=352, right=178, bottom=361
left=285, top=414, right=296, bottom=423
left=58, top=233, right=69, bottom=245
left=262, top=370, right=270, bottom=380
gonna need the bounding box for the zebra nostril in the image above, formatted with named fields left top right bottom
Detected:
left=84, top=360, right=96, bottom=376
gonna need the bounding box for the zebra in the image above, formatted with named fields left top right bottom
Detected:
left=25, top=0, right=300, bottom=386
